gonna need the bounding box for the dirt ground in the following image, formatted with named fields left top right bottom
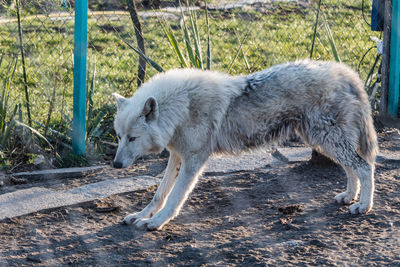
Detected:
left=1, top=129, right=400, bottom=266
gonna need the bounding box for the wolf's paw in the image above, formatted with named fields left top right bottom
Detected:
left=349, top=202, right=372, bottom=214
left=122, top=213, right=142, bottom=225
left=133, top=218, right=164, bottom=231
left=335, top=192, right=355, bottom=204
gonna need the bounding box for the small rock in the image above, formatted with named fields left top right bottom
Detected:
left=95, top=206, right=120, bottom=213
left=309, top=239, right=327, bottom=248
left=0, top=172, right=8, bottom=187
left=10, top=176, right=28, bottom=185
left=280, top=217, right=293, bottom=225
left=275, top=240, right=304, bottom=248
left=26, top=255, right=41, bottom=263
left=286, top=240, right=299, bottom=246
left=278, top=204, right=303, bottom=215
left=3, top=217, right=19, bottom=224
left=384, top=129, right=400, bottom=141
left=33, top=155, right=46, bottom=165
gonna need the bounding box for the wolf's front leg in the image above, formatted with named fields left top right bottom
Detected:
left=123, top=151, right=181, bottom=225
left=134, top=153, right=208, bottom=230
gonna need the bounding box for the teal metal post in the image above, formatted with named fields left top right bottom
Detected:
left=388, top=0, right=400, bottom=117
left=72, top=0, right=88, bottom=155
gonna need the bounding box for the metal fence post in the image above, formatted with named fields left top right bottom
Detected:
left=72, top=0, right=88, bottom=155
left=388, top=0, right=399, bottom=117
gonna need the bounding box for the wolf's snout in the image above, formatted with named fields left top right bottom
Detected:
left=113, top=161, right=123, bottom=168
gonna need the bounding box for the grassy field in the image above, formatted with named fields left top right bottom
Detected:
left=0, top=0, right=379, bottom=165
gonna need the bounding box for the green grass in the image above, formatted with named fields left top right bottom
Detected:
left=0, top=0, right=379, bottom=164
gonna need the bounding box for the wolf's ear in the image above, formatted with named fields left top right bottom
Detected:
left=142, top=97, right=158, bottom=122
left=112, top=93, right=127, bottom=110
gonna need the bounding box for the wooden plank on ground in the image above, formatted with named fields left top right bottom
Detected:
left=12, top=166, right=106, bottom=180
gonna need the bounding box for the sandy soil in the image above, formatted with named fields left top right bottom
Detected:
left=1, top=130, right=400, bottom=266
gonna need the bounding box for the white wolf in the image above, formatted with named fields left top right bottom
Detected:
left=113, top=60, right=378, bottom=231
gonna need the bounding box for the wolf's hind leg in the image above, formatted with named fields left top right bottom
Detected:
left=318, top=139, right=374, bottom=214
left=334, top=167, right=360, bottom=204
left=348, top=163, right=374, bottom=214
left=123, top=151, right=181, bottom=225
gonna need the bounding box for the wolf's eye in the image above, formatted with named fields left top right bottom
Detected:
left=128, top=136, right=136, bottom=142
left=117, top=135, right=121, bottom=140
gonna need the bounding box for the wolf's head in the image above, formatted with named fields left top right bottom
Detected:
left=112, top=92, right=163, bottom=168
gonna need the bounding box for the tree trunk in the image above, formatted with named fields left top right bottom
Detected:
left=379, top=0, right=392, bottom=116
left=127, top=0, right=146, bottom=88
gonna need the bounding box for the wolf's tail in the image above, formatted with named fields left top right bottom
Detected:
left=358, top=109, right=378, bottom=164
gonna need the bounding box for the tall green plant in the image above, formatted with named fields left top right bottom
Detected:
left=310, top=0, right=322, bottom=59
left=122, top=39, right=164, bottom=73
left=205, top=1, right=211, bottom=70
left=85, top=58, right=112, bottom=144
left=34, top=59, right=112, bottom=153
left=310, top=1, right=341, bottom=63
left=15, top=0, right=32, bottom=126
left=159, top=0, right=211, bottom=70
left=125, top=1, right=250, bottom=75
left=0, top=104, right=19, bottom=150
left=0, top=56, right=16, bottom=129
left=228, top=30, right=250, bottom=73
left=321, top=11, right=341, bottom=63
left=0, top=54, right=51, bottom=166
left=0, top=55, right=18, bottom=148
